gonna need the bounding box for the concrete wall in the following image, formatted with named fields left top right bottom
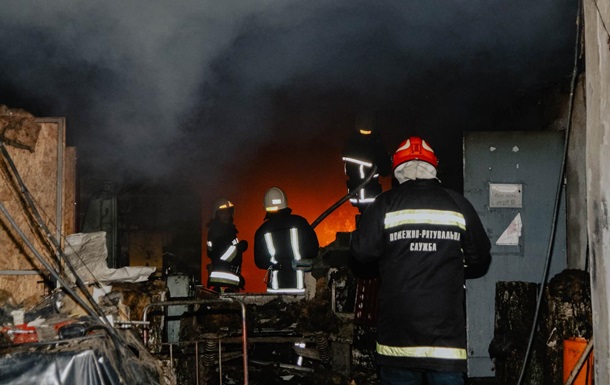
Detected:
left=584, top=0, right=610, bottom=382
left=566, top=76, right=588, bottom=269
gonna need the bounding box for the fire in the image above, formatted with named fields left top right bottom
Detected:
left=201, top=136, right=391, bottom=293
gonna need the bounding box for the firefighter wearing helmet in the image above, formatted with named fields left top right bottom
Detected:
left=206, top=197, right=248, bottom=293
left=341, top=114, right=392, bottom=215
left=254, top=187, right=319, bottom=294
left=349, top=136, right=491, bottom=384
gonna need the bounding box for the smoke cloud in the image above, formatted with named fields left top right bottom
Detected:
left=0, top=0, right=578, bottom=195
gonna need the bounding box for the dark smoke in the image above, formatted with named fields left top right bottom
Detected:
left=0, top=1, right=578, bottom=202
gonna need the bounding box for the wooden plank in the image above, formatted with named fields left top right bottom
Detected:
left=63, top=146, right=77, bottom=237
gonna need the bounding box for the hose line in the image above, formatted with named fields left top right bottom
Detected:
left=311, top=165, right=378, bottom=229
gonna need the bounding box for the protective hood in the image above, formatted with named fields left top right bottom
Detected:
left=394, top=160, right=437, bottom=184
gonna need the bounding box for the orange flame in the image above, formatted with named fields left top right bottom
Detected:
left=201, top=138, right=390, bottom=293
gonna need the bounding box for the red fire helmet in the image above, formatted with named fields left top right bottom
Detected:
left=392, top=136, right=438, bottom=170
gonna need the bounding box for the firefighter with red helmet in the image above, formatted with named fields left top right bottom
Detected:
left=341, top=115, right=392, bottom=214
left=350, top=136, right=491, bottom=384
left=206, top=197, right=247, bottom=293
left=254, top=187, right=319, bottom=294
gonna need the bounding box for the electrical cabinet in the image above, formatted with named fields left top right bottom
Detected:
left=166, top=274, right=193, bottom=344
left=463, top=131, right=567, bottom=377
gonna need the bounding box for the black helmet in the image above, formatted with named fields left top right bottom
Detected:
left=211, top=197, right=234, bottom=218
left=354, top=113, right=377, bottom=136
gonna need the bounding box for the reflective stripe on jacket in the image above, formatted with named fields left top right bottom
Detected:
left=254, top=208, right=318, bottom=293
left=350, top=179, right=491, bottom=372
left=207, top=219, right=243, bottom=288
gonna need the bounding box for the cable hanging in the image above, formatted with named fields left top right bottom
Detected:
left=516, top=1, right=584, bottom=383
left=0, top=141, right=128, bottom=328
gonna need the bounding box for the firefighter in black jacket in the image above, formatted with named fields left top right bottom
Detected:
left=206, top=197, right=247, bottom=293
left=342, top=116, right=392, bottom=214
left=350, top=136, right=491, bottom=385
left=254, top=187, right=319, bottom=294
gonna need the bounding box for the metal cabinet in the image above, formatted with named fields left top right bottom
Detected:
left=463, top=131, right=567, bottom=377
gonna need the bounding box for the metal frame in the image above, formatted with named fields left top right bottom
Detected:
left=142, top=298, right=249, bottom=385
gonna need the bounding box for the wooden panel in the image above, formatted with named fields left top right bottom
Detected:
left=0, top=119, right=72, bottom=303
left=0, top=275, right=48, bottom=305
left=63, top=146, right=77, bottom=237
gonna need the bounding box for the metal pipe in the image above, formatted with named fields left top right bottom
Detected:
left=142, top=297, right=249, bottom=385
left=237, top=297, right=248, bottom=385
left=195, top=341, right=200, bottom=385
left=218, top=338, right=223, bottom=385
left=0, top=141, right=115, bottom=329
left=0, top=200, right=99, bottom=321
left=0, top=269, right=43, bottom=275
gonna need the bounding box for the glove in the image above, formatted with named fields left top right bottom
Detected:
left=238, top=240, right=248, bottom=252
left=292, top=259, right=314, bottom=272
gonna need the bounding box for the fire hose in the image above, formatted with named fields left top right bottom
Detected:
left=310, top=164, right=378, bottom=229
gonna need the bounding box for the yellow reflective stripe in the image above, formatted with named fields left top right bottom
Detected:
left=376, top=343, right=467, bottom=360
left=384, top=209, right=466, bottom=231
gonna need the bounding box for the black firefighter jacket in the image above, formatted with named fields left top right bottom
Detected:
left=207, top=219, right=246, bottom=289
left=254, top=208, right=319, bottom=294
left=350, top=179, right=491, bottom=372
left=342, top=132, right=392, bottom=209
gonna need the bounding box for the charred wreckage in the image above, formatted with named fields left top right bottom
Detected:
left=0, top=106, right=381, bottom=385
left=0, top=105, right=594, bottom=385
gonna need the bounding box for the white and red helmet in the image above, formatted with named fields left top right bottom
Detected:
left=392, top=136, right=438, bottom=170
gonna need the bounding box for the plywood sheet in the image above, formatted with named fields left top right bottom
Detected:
left=63, top=146, right=77, bottom=237
left=0, top=119, right=74, bottom=303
